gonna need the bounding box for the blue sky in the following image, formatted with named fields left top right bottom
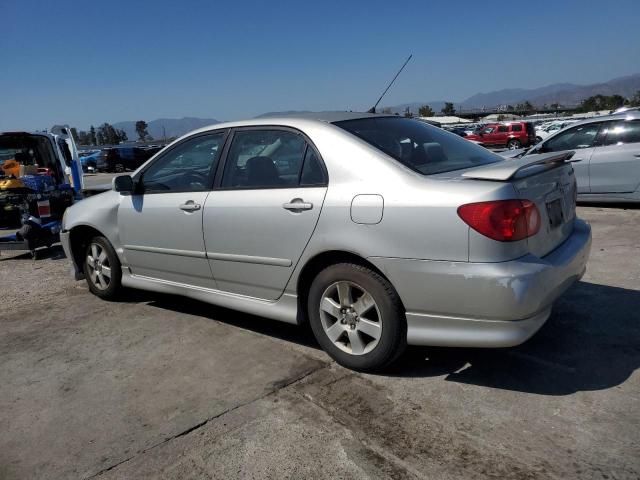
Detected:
left=2, top=0, right=639, bottom=131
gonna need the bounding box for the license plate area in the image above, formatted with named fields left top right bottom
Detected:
left=546, top=198, right=564, bottom=229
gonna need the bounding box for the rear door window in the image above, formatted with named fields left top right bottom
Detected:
left=511, top=124, right=522, bottom=132
left=300, top=148, right=327, bottom=186
left=601, top=120, right=640, bottom=146
left=221, top=129, right=309, bottom=188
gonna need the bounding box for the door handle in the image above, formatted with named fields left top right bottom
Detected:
left=179, top=201, right=201, bottom=212
left=283, top=199, right=313, bottom=211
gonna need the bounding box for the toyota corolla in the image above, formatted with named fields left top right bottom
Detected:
left=61, top=113, right=591, bottom=371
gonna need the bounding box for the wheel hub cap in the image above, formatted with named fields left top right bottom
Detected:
left=86, top=242, right=111, bottom=291
left=319, top=281, right=382, bottom=356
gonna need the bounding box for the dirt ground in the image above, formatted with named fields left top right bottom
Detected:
left=0, top=205, right=638, bottom=479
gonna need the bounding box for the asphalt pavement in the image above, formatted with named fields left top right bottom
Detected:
left=0, top=205, right=638, bottom=479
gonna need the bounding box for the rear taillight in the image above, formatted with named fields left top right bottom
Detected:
left=457, top=200, right=540, bottom=242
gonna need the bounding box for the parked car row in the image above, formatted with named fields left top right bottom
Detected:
left=79, top=146, right=164, bottom=173
left=534, top=120, right=578, bottom=143
left=444, top=121, right=543, bottom=150
left=464, top=121, right=537, bottom=149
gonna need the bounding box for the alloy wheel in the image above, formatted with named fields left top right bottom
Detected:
left=86, top=242, right=112, bottom=290
left=319, top=281, right=382, bottom=355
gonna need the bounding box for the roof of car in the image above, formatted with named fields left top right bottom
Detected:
left=184, top=111, right=400, bottom=138
left=254, top=111, right=394, bottom=123
left=571, top=110, right=640, bottom=126
left=0, top=130, right=53, bottom=138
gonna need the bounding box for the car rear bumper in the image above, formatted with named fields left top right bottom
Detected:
left=370, top=219, right=592, bottom=347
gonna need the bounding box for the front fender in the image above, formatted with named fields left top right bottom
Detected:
left=63, top=190, right=124, bottom=263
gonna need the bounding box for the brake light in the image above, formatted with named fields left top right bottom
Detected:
left=457, top=200, right=540, bottom=242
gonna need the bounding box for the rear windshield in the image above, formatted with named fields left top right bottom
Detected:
left=334, top=117, right=502, bottom=175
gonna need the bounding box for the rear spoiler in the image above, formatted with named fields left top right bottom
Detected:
left=462, top=151, right=576, bottom=181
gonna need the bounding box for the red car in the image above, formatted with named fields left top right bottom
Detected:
left=465, top=122, right=536, bottom=149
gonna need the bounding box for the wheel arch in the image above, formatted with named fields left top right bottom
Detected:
left=295, top=250, right=402, bottom=324
left=68, top=224, right=108, bottom=272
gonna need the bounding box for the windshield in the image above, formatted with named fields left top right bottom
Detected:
left=334, top=117, right=502, bottom=175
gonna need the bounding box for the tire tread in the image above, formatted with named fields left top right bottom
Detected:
left=307, top=262, right=406, bottom=371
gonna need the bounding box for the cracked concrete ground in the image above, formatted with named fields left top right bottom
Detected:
left=0, top=205, right=639, bottom=479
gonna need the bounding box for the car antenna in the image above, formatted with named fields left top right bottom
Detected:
left=367, top=54, right=413, bottom=114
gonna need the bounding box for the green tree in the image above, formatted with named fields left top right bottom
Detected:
left=380, top=107, right=392, bottom=114
left=135, top=120, right=150, bottom=141
left=89, top=126, right=97, bottom=145
left=96, top=123, right=126, bottom=145
left=550, top=103, right=560, bottom=110
left=626, top=90, right=640, bottom=107
left=441, top=102, right=456, bottom=115
left=76, top=131, right=91, bottom=145
left=515, top=101, right=534, bottom=113
left=403, top=107, right=413, bottom=118
left=578, top=94, right=625, bottom=112
left=418, top=104, right=434, bottom=117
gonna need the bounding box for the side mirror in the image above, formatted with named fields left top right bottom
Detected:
left=113, top=175, right=134, bottom=193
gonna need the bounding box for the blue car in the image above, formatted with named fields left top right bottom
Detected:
left=79, top=151, right=104, bottom=172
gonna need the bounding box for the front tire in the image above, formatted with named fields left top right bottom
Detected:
left=307, top=263, right=406, bottom=371
left=83, top=235, right=122, bottom=299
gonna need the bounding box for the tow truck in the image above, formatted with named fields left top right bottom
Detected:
left=0, top=126, right=84, bottom=258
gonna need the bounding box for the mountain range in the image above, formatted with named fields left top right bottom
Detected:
left=384, top=73, right=640, bottom=113
left=106, top=73, right=639, bottom=138
left=460, top=73, right=640, bottom=108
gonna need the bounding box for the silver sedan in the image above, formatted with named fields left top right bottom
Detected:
left=61, top=113, right=591, bottom=371
left=504, top=111, right=640, bottom=202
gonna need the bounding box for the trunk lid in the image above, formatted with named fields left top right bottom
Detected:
left=462, top=152, right=578, bottom=258
left=512, top=162, right=576, bottom=257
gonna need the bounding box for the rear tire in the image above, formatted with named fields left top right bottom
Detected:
left=83, top=235, right=122, bottom=299
left=307, top=263, right=406, bottom=371
left=507, top=139, right=521, bottom=150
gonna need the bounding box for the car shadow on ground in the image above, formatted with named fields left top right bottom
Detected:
left=118, top=280, right=639, bottom=396
left=119, top=289, right=321, bottom=350
left=385, top=281, right=640, bottom=395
